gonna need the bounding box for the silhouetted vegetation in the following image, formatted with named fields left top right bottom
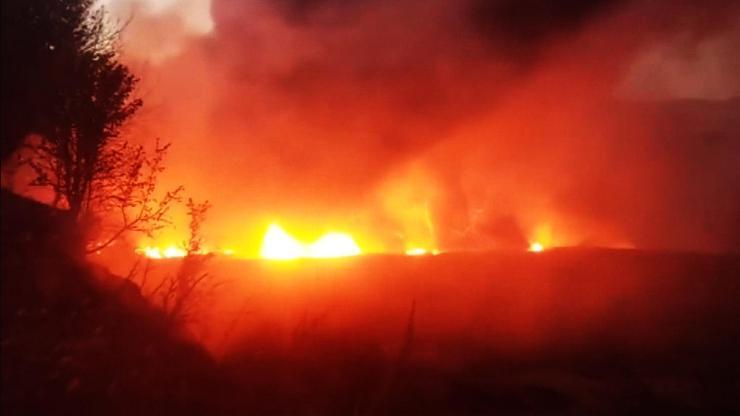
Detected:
left=2, top=0, right=180, bottom=255
left=0, top=191, right=231, bottom=416
left=149, top=199, right=216, bottom=325
left=2, top=0, right=92, bottom=158
left=1, top=2, right=228, bottom=413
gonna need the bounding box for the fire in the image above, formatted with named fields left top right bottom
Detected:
left=137, top=245, right=187, bottom=259
left=528, top=224, right=553, bottom=252
left=136, top=244, right=236, bottom=259
left=529, top=242, right=544, bottom=253
left=405, top=247, right=440, bottom=256
left=260, top=223, right=361, bottom=260
left=135, top=224, right=362, bottom=260
left=306, top=232, right=362, bottom=258
left=260, top=224, right=306, bottom=260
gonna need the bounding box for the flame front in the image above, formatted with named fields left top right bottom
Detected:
left=137, top=245, right=187, bottom=259
left=260, top=224, right=305, bottom=260
left=306, top=232, right=361, bottom=258
left=260, top=224, right=361, bottom=260
left=528, top=242, right=544, bottom=253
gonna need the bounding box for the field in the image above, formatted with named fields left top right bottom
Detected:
left=136, top=249, right=740, bottom=414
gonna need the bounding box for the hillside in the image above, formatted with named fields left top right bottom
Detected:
left=1, top=191, right=231, bottom=415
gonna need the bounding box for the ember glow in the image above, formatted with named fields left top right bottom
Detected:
left=137, top=245, right=187, bottom=259
left=136, top=245, right=238, bottom=259
left=260, top=223, right=361, bottom=260
left=405, top=247, right=441, bottom=256
left=529, top=225, right=554, bottom=252
left=529, top=242, right=544, bottom=253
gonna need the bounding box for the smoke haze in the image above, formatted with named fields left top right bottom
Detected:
left=103, top=0, right=740, bottom=254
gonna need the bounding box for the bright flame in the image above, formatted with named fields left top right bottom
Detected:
left=259, top=223, right=362, bottom=260
left=136, top=244, right=238, bottom=259
left=164, top=246, right=187, bottom=258
left=260, top=224, right=305, bottom=260
left=528, top=223, right=554, bottom=253
left=529, top=242, right=544, bottom=253
left=306, top=232, right=361, bottom=258
left=137, top=245, right=187, bottom=259
left=405, top=247, right=440, bottom=256
left=141, top=246, right=163, bottom=259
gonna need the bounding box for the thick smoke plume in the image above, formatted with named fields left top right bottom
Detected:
left=105, top=0, right=740, bottom=253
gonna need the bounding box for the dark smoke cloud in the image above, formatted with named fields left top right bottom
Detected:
left=105, top=0, right=739, bottom=253
left=470, top=0, right=625, bottom=62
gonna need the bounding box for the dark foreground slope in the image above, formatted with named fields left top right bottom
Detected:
left=1, top=191, right=231, bottom=415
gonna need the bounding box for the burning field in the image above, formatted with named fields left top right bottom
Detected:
left=2, top=0, right=740, bottom=414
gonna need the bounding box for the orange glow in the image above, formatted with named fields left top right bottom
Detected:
left=259, top=223, right=361, bottom=260
left=137, top=245, right=187, bottom=259
left=528, top=224, right=555, bottom=252
left=136, top=244, right=238, bottom=259
left=529, top=242, right=544, bottom=253
left=379, top=164, right=439, bottom=256
left=405, top=247, right=441, bottom=256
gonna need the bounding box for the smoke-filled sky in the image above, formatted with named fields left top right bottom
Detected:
left=101, top=0, right=740, bottom=254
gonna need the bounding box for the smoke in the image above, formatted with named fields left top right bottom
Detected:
left=98, top=0, right=214, bottom=61
left=105, top=0, right=740, bottom=253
